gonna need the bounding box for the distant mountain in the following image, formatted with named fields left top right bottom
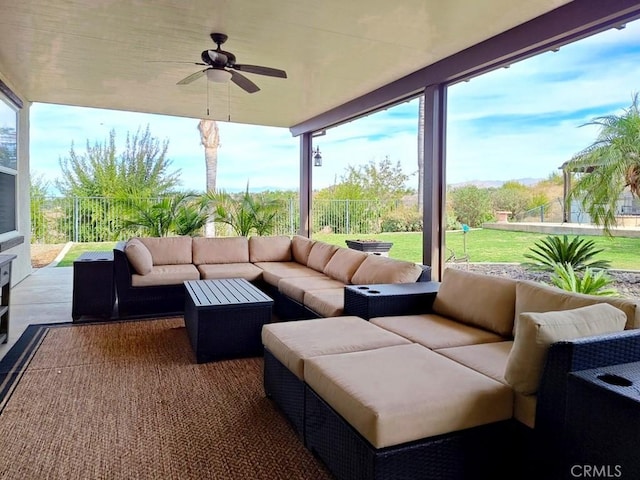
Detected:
left=449, top=178, right=543, bottom=189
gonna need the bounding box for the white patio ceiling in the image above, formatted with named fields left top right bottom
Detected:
left=0, top=0, right=572, bottom=128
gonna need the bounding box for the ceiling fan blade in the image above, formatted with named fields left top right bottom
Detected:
left=232, top=64, right=287, bottom=78
left=177, top=68, right=208, bottom=85
left=230, top=71, right=260, bottom=93
left=145, top=61, right=207, bottom=66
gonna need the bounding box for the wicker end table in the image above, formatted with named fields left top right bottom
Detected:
left=344, top=281, right=440, bottom=320
left=184, top=278, right=274, bottom=363
left=566, top=362, right=640, bottom=477
left=72, top=251, right=115, bottom=321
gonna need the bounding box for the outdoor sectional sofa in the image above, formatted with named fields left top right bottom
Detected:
left=113, top=234, right=431, bottom=319
left=261, top=268, right=640, bottom=480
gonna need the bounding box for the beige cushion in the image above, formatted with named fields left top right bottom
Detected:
left=254, top=262, right=324, bottom=287
left=192, top=236, right=249, bottom=264
left=131, top=264, right=199, bottom=287
left=307, top=241, right=339, bottom=272
left=124, top=238, right=153, bottom=275
left=197, top=263, right=263, bottom=282
left=249, top=235, right=292, bottom=262
left=323, top=248, right=368, bottom=284
left=137, top=236, right=192, bottom=265
left=514, top=393, right=537, bottom=429
left=304, top=289, right=345, bottom=317
left=370, top=313, right=504, bottom=349
left=435, top=341, right=513, bottom=384
left=261, top=316, right=410, bottom=379
left=432, top=268, right=516, bottom=337
left=351, top=255, right=423, bottom=285
left=505, top=303, right=627, bottom=395
left=291, top=235, right=315, bottom=265
left=278, top=276, right=345, bottom=303
left=305, top=344, right=513, bottom=448
left=515, top=279, right=640, bottom=331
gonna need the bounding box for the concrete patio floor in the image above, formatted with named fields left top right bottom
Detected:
left=0, top=266, right=73, bottom=361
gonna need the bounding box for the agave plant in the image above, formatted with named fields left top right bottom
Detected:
left=549, top=263, right=618, bottom=296
left=523, top=235, right=611, bottom=272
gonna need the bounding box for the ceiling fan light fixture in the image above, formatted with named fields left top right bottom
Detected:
left=206, top=69, right=232, bottom=83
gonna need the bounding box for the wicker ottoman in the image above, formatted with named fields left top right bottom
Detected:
left=261, top=316, right=410, bottom=439
left=304, top=344, right=515, bottom=480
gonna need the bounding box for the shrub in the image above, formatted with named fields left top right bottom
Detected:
left=449, top=185, right=493, bottom=227
left=523, top=235, right=611, bottom=271
left=549, top=263, right=618, bottom=296
left=381, top=207, right=423, bottom=232
left=490, top=181, right=532, bottom=219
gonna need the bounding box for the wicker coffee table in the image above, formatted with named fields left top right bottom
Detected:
left=184, top=278, right=274, bottom=363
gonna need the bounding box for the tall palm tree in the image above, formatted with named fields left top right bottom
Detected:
left=566, top=93, right=640, bottom=235
left=198, top=119, right=220, bottom=236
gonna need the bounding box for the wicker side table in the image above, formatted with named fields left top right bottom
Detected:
left=72, top=251, right=115, bottom=321
left=344, top=281, right=440, bottom=320
left=566, top=362, right=640, bottom=478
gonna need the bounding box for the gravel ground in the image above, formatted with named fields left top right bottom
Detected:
left=448, top=263, right=640, bottom=299
left=30, top=243, right=67, bottom=268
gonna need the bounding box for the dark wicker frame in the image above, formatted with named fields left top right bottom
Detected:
left=304, top=385, right=515, bottom=480
left=263, top=348, right=306, bottom=440
left=533, top=329, right=640, bottom=477
left=113, top=242, right=185, bottom=318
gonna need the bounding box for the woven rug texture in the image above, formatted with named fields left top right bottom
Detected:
left=0, top=318, right=332, bottom=479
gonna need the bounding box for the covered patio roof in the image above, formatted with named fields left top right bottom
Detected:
left=0, top=0, right=575, bottom=128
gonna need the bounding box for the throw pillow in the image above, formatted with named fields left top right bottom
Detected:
left=504, top=303, right=626, bottom=395
left=124, top=238, right=153, bottom=275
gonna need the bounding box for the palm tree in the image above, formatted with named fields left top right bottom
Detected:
left=198, top=119, right=220, bottom=236
left=566, top=93, right=640, bottom=235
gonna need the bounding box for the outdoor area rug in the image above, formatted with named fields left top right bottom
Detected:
left=0, top=318, right=332, bottom=479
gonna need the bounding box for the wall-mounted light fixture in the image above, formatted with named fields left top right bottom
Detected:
left=313, top=146, right=322, bottom=167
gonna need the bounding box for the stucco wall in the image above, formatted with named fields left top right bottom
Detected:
left=0, top=70, right=31, bottom=285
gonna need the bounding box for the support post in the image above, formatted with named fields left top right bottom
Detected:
left=422, top=86, right=447, bottom=281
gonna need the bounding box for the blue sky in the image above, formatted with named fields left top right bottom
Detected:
left=30, top=19, right=640, bottom=194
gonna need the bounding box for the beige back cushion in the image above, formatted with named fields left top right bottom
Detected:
left=124, top=238, right=153, bottom=275
left=432, top=268, right=517, bottom=337
left=291, top=235, right=316, bottom=265
left=350, top=255, right=423, bottom=285
left=307, top=242, right=339, bottom=272
left=515, top=280, right=640, bottom=331
left=192, top=237, right=249, bottom=265
left=249, top=235, right=292, bottom=262
left=137, top=236, right=192, bottom=265
left=505, top=303, right=626, bottom=395
left=323, top=248, right=368, bottom=284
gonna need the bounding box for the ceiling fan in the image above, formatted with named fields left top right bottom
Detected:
left=176, top=33, right=287, bottom=93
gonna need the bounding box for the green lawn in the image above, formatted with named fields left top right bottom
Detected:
left=56, top=242, right=118, bottom=267
left=314, top=230, right=640, bottom=270
left=55, top=230, right=640, bottom=270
